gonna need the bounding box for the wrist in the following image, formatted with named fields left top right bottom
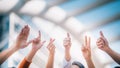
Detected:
left=49, top=53, right=55, bottom=57
left=12, top=44, right=20, bottom=51
left=65, top=48, right=70, bottom=52
left=31, top=48, right=38, bottom=53
left=65, top=56, right=71, bottom=61
left=65, top=52, right=71, bottom=61
left=85, top=57, right=92, bottom=61
left=8, top=46, right=18, bottom=55
left=50, top=51, right=55, bottom=55
left=104, top=47, right=113, bottom=55
left=104, top=46, right=111, bottom=52
left=26, top=49, right=37, bottom=62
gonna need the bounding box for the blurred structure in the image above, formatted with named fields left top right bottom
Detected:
left=0, top=0, right=120, bottom=68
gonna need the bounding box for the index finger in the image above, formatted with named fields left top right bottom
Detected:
left=38, top=30, right=41, bottom=39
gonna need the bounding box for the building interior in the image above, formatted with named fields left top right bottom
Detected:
left=0, top=0, right=120, bottom=68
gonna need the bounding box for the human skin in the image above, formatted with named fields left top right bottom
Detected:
left=63, top=33, right=71, bottom=62
left=46, top=38, right=55, bottom=68
left=96, top=31, right=120, bottom=65
left=18, top=31, right=46, bottom=68
left=81, top=36, right=95, bottom=68
left=0, top=25, right=31, bottom=64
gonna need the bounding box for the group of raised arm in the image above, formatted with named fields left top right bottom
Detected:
left=63, top=33, right=94, bottom=68
left=18, top=31, right=46, bottom=68
left=0, top=25, right=120, bottom=68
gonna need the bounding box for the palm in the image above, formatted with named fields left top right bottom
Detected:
left=63, top=33, right=71, bottom=49
left=81, top=36, right=91, bottom=59
left=32, top=31, right=46, bottom=51
left=15, top=25, right=30, bottom=49
left=96, top=31, right=109, bottom=51
left=47, top=38, right=55, bottom=54
left=82, top=47, right=91, bottom=59
left=32, top=40, right=41, bottom=50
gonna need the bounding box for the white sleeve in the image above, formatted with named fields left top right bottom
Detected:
left=63, top=59, right=72, bottom=68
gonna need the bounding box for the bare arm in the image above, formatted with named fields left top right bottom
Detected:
left=0, top=45, right=18, bottom=64
left=46, top=38, right=55, bottom=68
left=85, top=58, right=95, bottom=68
left=105, top=48, right=120, bottom=64
left=18, top=31, right=46, bottom=68
left=18, top=49, right=37, bottom=68
left=64, top=33, right=71, bottom=62
left=0, top=25, right=30, bottom=64
left=97, top=31, right=120, bottom=65
left=81, top=36, right=95, bottom=68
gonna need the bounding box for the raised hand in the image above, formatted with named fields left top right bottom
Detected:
left=46, top=38, right=55, bottom=68
left=96, top=31, right=109, bottom=51
left=0, top=25, right=31, bottom=64
left=81, top=36, right=91, bottom=59
left=63, top=33, right=71, bottom=61
left=63, top=33, right=71, bottom=50
left=18, top=31, right=46, bottom=66
left=81, top=36, right=95, bottom=68
left=14, top=25, right=32, bottom=50
left=32, top=31, right=46, bottom=51
left=47, top=38, right=55, bottom=54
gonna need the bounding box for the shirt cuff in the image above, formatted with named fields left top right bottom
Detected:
left=18, top=58, right=31, bottom=68
left=63, top=58, right=72, bottom=68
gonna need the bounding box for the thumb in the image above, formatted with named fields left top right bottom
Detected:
left=40, top=41, right=46, bottom=47
left=22, top=40, right=33, bottom=48
left=100, top=31, right=104, bottom=37
left=67, top=33, right=70, bottom=38
left=26, top=40, right=33, bottom=46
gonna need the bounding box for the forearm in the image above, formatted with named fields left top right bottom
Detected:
left=46, top=54, right=55, bottom=68
left=18, top=49, right=37, bottom=68
left=25, top=49, right=37, bottom=62
left=46, top=53, right=55, bottom=68
left=105, top=48, right=120, bottom=65
left=0, top=46, right=18, bottom=64
left=65, top=49, right=71, bottom=61
left=85, top=58, right=95, bottom=68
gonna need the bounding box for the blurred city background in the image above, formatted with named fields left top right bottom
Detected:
left=0, top=0, right=120, bottom=68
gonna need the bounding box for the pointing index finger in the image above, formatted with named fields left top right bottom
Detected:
left=38, top=31, right=41, bottom=39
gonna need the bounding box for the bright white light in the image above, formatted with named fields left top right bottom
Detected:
left=8, top=52, right=24, bottom=67
left=45, top=6, right=67, bottom=23
left=0, top=0, right=19, bottom=13
left=20, top=1, right=46, bottom=15
left=48, top=26, right=66, bottom=44
left=32, top=17, right=55, bottom=34
left=64, top=17, right=84, bottom=33
left=29, top=63, right=39, bottom=68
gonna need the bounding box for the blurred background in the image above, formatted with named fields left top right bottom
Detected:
left=0, top=0, right=120, bottom=68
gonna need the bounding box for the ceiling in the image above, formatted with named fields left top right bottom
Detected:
left=0, top=0, right=120, bottom=68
